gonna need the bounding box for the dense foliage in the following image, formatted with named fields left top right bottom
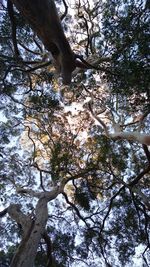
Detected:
left=0, top=0, right=149, bottom=266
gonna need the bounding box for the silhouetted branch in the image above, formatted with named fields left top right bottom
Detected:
left=129, top=165, right=150, bottom=187
left=7, top=0, right=21, bottom=58
left=42, top=231, right=53, bottom=267
left=0, top=207, right=8, bottom=217
left=99, top=186, right=125, bottom=235
left=142, top=145, right=150, bottom=164
left=61, top=0, right=68, bottom=21
left=62, top=192, right=89, bottom=227
left=25, top=61, right=52, bottom=72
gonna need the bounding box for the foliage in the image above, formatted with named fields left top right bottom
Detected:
left=0, top=0, right=149, bottom=266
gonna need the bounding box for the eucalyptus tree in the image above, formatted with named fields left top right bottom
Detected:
left=0, top=0, right=149, bottom=266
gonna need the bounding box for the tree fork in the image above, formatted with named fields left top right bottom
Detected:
left=10, top=0, right=76, bottom=84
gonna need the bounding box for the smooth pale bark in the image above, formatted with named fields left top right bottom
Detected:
left=8, top=187, right=61, bottom=267
left=110, top=131, right=150, bottom=146
left=89, top=104, right=150, bottom=146
left=9, top=199, right=48, bottom=267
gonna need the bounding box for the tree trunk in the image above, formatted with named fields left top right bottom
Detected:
left=9, top=198, right=48, bottom=267
left=10, top=0, right=76, bottom=84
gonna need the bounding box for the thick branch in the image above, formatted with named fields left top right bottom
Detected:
left=10, top=0, right=76, bottom=84
left=143, top=145, right=150, bottom=164
left=7, top=0, right=21, bottom=58
left=0, top=207, right=8, bottom=217
left=110, top=131, right=150, bottom=146
left=7, top=204, right=32, bottom=235
left=16, top=186, right=61, bottom=201
left=9, top=198, right=48, bottom=267
left=89, top=104, right=150, bottom=146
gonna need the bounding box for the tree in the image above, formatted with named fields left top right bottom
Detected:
left=0, top=0, right=149, bottom=266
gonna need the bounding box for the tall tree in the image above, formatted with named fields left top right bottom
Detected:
left=0, top=0, right=149, bottom=266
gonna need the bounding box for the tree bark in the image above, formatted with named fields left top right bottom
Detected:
left=10, top=0, right=76, bottom=84
left=8, top=185, right=62, bottom=267
left=9, top=199, right=48, bottom=267
left=110, top=131, right=150, bottom=146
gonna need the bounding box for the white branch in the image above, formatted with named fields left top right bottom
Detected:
left=7, top=204, right=32, bottom=236
left=110, top=131, right=150, bottom=146
left=16, top=181, right=65, bottom=201
left=89, top=104, right=150, bottom=146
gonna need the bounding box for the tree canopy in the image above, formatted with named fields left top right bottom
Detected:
left=0, top=0, right=149, bottom=266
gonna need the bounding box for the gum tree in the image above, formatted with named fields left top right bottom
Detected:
left=0, top=0, right=149, bottom=266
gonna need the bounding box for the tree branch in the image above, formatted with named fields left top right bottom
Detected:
left=0, top=207, right=8, bottom=217
left=42, top=231, right=54, bottom=267
left=7, top=0, right=21, bottom=58
left=60, top=0, right=68, bottom=21
left=142, top=145, right=150, bottom=164
left=62, top=192, right=89, bottom=227
left=129, top=165, right=150, bottom=187
left=99, top=186, right=125, bottom=235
